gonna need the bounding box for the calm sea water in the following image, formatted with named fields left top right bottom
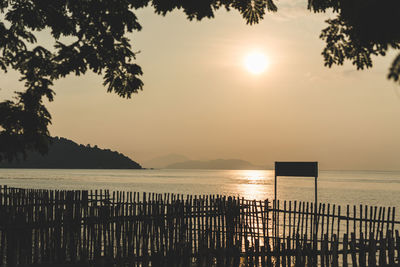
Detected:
left=0, top=169, right=399, bottom=208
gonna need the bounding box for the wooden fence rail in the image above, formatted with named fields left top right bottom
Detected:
left=0, top=185, right=399, bottom=266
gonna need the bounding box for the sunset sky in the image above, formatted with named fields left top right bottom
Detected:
left=1, top=0, right=400, bottom=170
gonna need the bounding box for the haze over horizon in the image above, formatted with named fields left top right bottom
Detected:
left=1, top=0, right=400, bottom=171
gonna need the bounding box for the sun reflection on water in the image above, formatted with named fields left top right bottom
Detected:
left=243, top=170, right=265, bottom=183
left=232, top=170, right=274, bottom=200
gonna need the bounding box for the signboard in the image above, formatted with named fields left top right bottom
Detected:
left=275, top=162, right=318, bottom=177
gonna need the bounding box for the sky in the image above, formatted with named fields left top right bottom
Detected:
left=1, top=1, right=400, bottom=170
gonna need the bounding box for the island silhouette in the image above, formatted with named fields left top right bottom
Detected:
left=165, top=159, right=264, bottom=170
left=143, top=154, right=190, bottom=168
left=0, top=137, right=142, bottom=169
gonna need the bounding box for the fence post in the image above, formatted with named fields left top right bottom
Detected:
left=349, top=233, right=357, bottom=267
left=387, top=230, right=395, bottom=266
left=331, top=234, right=338, bottom=267
left=378, top=231, right=387, bottom=266
left=368, top=232, right=377, bottom=267
left=342, top=235, right=349, bottom=267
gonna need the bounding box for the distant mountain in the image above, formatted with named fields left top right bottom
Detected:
left=165, top=159, right=264, bottom=170
left=0, top=137, right=142, bottom=169
left=143, top=154, right=190, bottom=168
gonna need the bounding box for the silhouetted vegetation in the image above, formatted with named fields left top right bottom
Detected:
left=0, top=137, right=142, bottom=169
left=0, top=0, right=399, bottom=161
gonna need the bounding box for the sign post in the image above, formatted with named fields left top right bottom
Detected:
left=273, top=162, right=319, bottom=239
left=274, top=161, right=318, bottom=204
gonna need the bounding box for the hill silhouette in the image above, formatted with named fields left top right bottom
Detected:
left=143, top=154, right=190, bottom=168
left=0, top=137, right=142, bottom=169
left=166, top=159, right=263, bottom=170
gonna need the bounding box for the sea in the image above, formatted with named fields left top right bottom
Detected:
left=0, top=168, right=399, bottom=209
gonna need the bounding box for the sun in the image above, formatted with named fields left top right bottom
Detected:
left=244, top=52, right=268, bottom=75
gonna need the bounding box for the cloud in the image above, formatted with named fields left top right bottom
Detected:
left=341, top=69, right=359, bottom=76
left=271, top=0, right=310, bottom=21
left=269, top=0, right=334, bottom=21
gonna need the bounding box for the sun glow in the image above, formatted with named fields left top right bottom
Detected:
left=244, top=52, right=268, bottom=75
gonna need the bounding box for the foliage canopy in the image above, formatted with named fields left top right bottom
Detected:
left=0, top=0, right=399, bottom=161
